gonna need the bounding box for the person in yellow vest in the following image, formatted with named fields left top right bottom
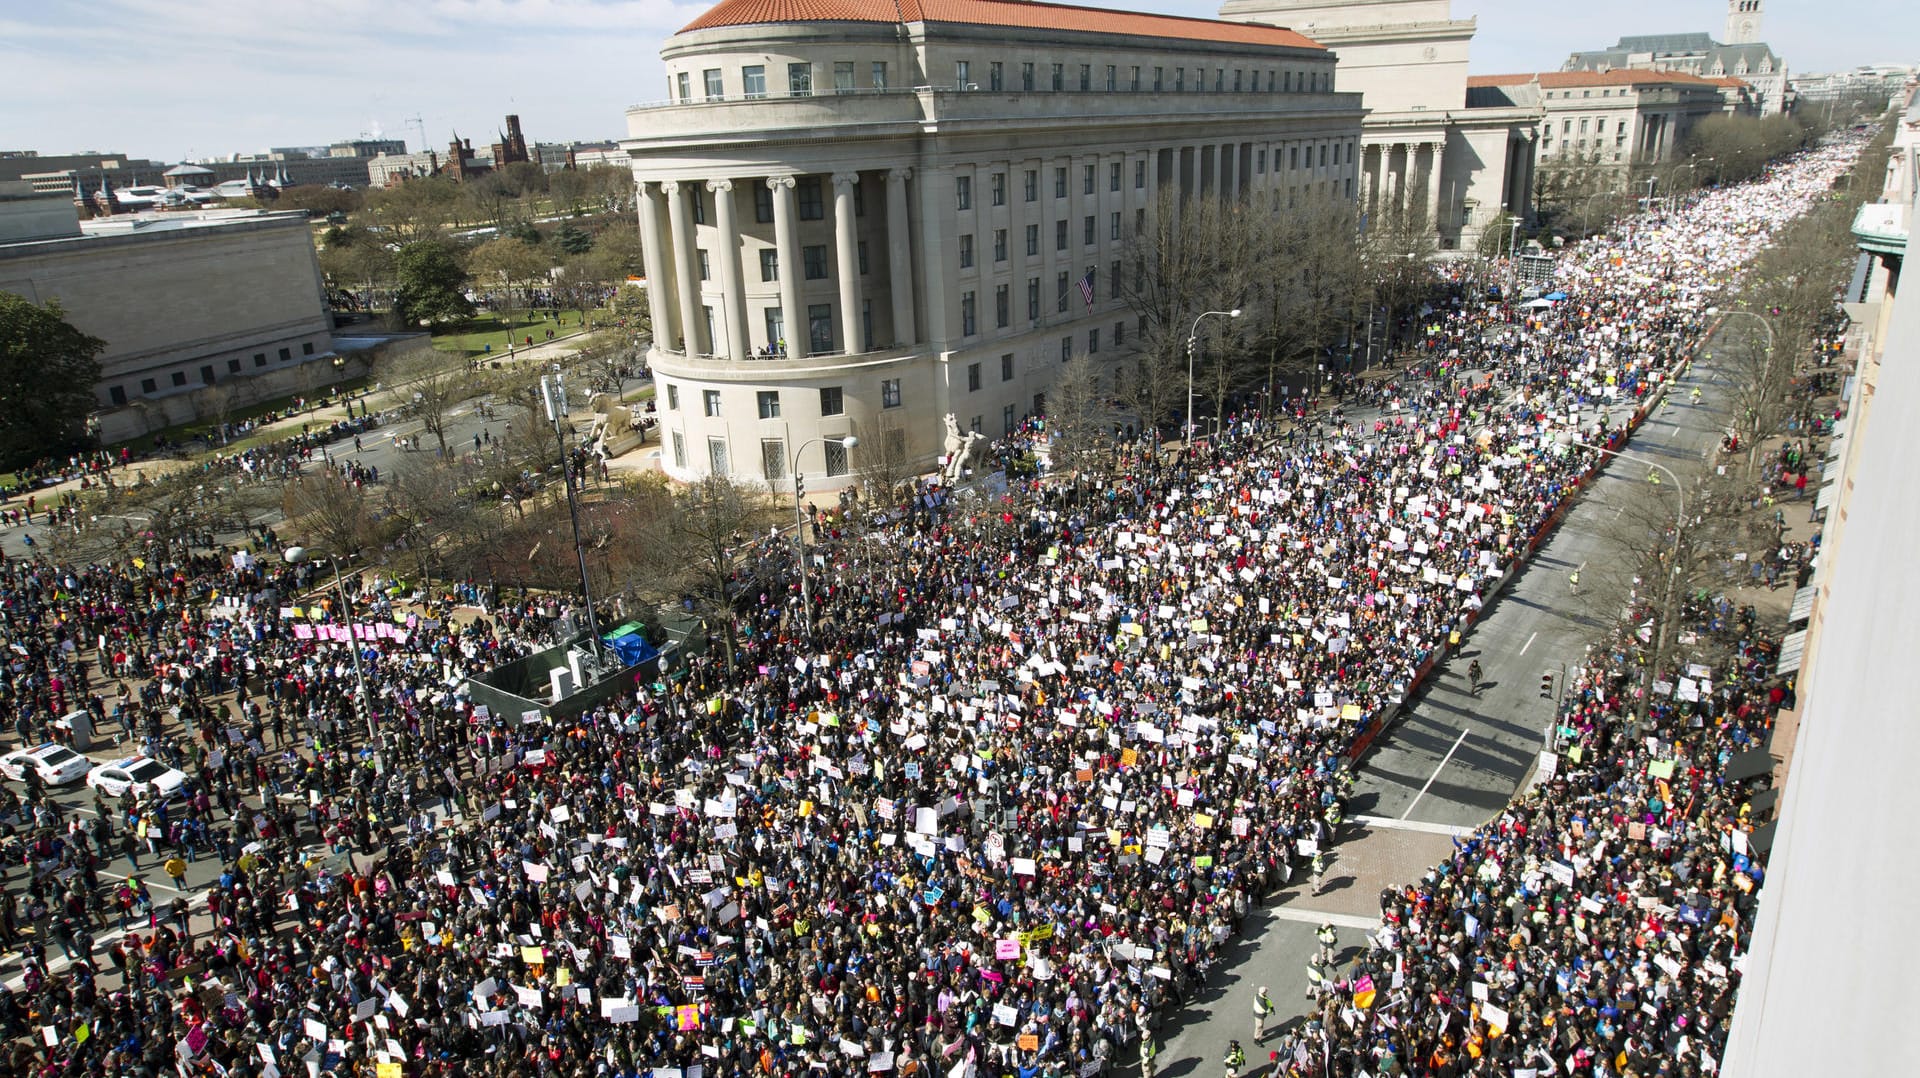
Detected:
left=1224, top=1039, right=1247, bottom=1078
left=1252, top=986, right=1274, bottom=1041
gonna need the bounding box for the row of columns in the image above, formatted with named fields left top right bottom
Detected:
left=637, top=169, right=920, bottom=363
left=1363, top=140, right=1444, bottom=226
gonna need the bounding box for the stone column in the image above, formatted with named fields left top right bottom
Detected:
left=707, top=179, right=748, bottom=362
left=915, top=166, right=953, bottom=348
left=635, top=181, right=675, bottom=352
left=663, top=181, right=703, bottom=355
left=885, top=167, right=916, bottom=346
left=1426, top=142, right=1444, bottom=228
left=768, top=175, right=804, bottom=356
left=831, top=172, right=864, bottom=354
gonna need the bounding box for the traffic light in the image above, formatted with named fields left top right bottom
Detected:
left=794, top=470, right=806, bottom=500
left=1539, top=671, right=1557, bottom=700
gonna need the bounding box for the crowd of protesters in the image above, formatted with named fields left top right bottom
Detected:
left=0, top=132, right=1864, bottom=1078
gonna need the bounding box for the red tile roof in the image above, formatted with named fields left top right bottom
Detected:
left=680, top=0, right=1326, bottom=50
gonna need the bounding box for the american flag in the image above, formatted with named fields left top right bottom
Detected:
left=1076, top=273, right=1094, bottom=312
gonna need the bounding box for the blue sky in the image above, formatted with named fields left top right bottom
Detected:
left=0, top=0, right=1910, bottom=163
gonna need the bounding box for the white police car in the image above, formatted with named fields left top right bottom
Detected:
left=86, top=755, right=189, bottom=800
left=0, top=743, right=92, bottom=786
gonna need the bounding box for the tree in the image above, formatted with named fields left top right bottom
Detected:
left=1248, top=197, right=1369, bottom=395
left=390, top=240, right=473, bottom=328
left=638, top=475, right=780, bottom=675
left=1363, top=204, right=1439, bottom=352
left=282, top=472, right=389, bottom=560
left=318, top=232, right=396, bottom=307
left=1045, top=354, right=1119, bottom=481
left=554, top=223, right=594, bottom=256
left=468, top=236, right=553, bottom=325
left=379, top=349, right=477, bottom=455
left=854, top=418, right=916, bottom=503
left=362, top=176, right=463, bottom=240
left=0, top=295, right=106, bottom=468
left=273, top=186, right=364, bottom=217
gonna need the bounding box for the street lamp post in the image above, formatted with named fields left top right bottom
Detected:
left=1185, top=309, right=1241, bottom=450
left=540, top=370, right=606, bottom=668
left=789, top=434, right=858, bottom=640
left=283, top=546, right=379, bottom=741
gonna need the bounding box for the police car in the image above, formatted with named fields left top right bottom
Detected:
left=86, top=755, right=190, bottom=800
left=0, top=743, right=92, bottom=786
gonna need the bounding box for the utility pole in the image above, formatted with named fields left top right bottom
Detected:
left=541, top=370, right=606, bottom=668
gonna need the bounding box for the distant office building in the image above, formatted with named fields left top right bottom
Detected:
left=329, top=138, right=408, bottom=159
left=1220, top=0, right=1541, bottom=250
left=1562, top=4, right=1787, bottom=115
left=0, top=184, right=340, bottom=441
left=1470, top=69, right=1736, bottom=171
left=367, top=151, right=442, bottom=187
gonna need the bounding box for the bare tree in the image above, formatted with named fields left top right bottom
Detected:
left=636, top=474, right=781, bottom=676
left=379, top=349, right=477, bottom=455
left=1045, top=353, right=1118, bottom=481
left=281, top=473, right=387, bottom=560
left=854, top=417, right=917, bottom=504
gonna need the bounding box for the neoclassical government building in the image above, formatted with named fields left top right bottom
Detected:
left=623, top=0, right=1364, bottom=490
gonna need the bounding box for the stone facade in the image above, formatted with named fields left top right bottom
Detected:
left=0, top=202, right=336, bottom=429
left=1220, top=0, right=1540, bottom=250
left=1474, top=70, right=1734, bottom=173
left=623, top=0, right=1364, bottom=491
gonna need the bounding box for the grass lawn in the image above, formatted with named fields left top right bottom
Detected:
left=111, top=377, right=376, bottom=457
left=432, top=309, right=613, bottom=358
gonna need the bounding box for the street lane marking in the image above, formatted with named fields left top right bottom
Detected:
left=1401, top=728, right=1470, bottom=821
left=1354, top=815, right=1475, bottom=838
left=1266, top=908, right=1382, bottom=932
left=1519, top=630, right=1538, bottom=655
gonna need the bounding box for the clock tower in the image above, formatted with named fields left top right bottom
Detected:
left=1726, top=0, right=1762, bottom=44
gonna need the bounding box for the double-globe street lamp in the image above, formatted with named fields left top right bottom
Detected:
left=789, top=434, right=858, bottom=640
left=1185, top=308, right=1242, bottom=450
left=283, top=546, right=380, bottom=741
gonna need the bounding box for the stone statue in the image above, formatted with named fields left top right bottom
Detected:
left=941, top=413, right=985, bottom=483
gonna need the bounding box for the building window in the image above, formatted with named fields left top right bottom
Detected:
left=1054, top=167, right=1067, bottom=198
left=671, top=431, right=686, bottom=468
left=226, top=359, right=242, bottom=373
left=995, top=283, right=1009, bottom=327
left=1109, top=211, right=1121, bottom=241
left=991, top=172, right=1006, bottom=206
left=961, top=291, right=977, bottom=336
left=872, top=61, right=887, bottom=89
left=1135, top=207, right=1145, bottom=234
left=755, top=186, right=773, bottom=223
left=1215, top=68, right=1225, bottom=92
left=278, top=347, right=292, bottom=361
left=703, top=389, right=722, bottom=417
left=796, top=178, right=823, bottom=219
left=743, top=65, right=766, bottom=98
left=1079, top=64, right=1092, bottom=91
left=108, top=384, right=127, bottom=405
left=858, top=241, right=870, bottom=274
left=760, top=249, right=779, bottom=281
left=200, top=365, right=216, bottom=385
left=1089, top=328, right=1099, bottom=353
left=1025, top=223, right=1039, bottom=256
left=140, top=377, right=157, bottom=393
left=1022, top=62, right=1035, bottom=91
left=666, top=384, right=680, bottom=410
left=956, top=175, right=971, bottom=211
left=302, top=341, right=316, bottom=355
left=253, top=352, right=266, bottom=367
left=1257, top=148, right=1267, bottom=174
left=1051, top=63, right=1064, bottom=91
left=1114, top=320, right=1125, bottom=348
left=1024, top=169, right=1038, bottom=202
left=831, top=61, right=855, bottom=94
left=1174, top=67, right=1184, bottom=92
left=1234, top=69, right=1243, bottom=92
left=788, top=62, right=812, bottom=96
left=1026, top=278, right=1040, bottom=320
left=704, top=68, right=724, bottom=100
left=1083, top=164, right=1095, bottom=195
left=1135, top=160, right=1146, bottom=190
left=803, top=245, right=828, bottom=279
left=698, top=249, right=711, bottom=281
left=959, top=234, right=974, bottom=269
left=1109, top=162, right=1122, bottom=192
left=703, top=306, right=714, bottom=346
left=808, top=304, right=834, bottom=353
left=881, top=378, right=902, bottom=408
left=993, top=228, right=1007, bottom=262
left=1060, top=336, right=1072, bottom=361
left=1001, top=353, right=1014, bottom=381
left=749, top=390, right=780, bottom=420
left=762, top=438, right=786, bottom=481
left=989, top=61, right=1004, bottom=91
left=1110, top=260, right=1122, bottom=298
left=955, top=60, right=970, bottom=89
left=167, top=371, right=185, bottom=387
left=1105, top=64, right=1117, bottom=92
left=1083, top=215, right=1094, bottom=246
left=824, top=439, right=850, bottom=476
left=1004, top=404, right=1017, bottom=434
left=677, top=72, right=692, bottom=101
left=708, top=438, right=729, bottom=477
left=1055, top=219, right=1068, bottom=251
left=820, top=386, right=844, bottom=415
left=1056, top=271, right=1069, bottom=312
left=1154, top=66, right=1164, bottom=92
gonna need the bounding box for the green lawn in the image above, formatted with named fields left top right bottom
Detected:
left=432, top=310, right=612, bottom=358
left=111, top=377, right=375, bottom=456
